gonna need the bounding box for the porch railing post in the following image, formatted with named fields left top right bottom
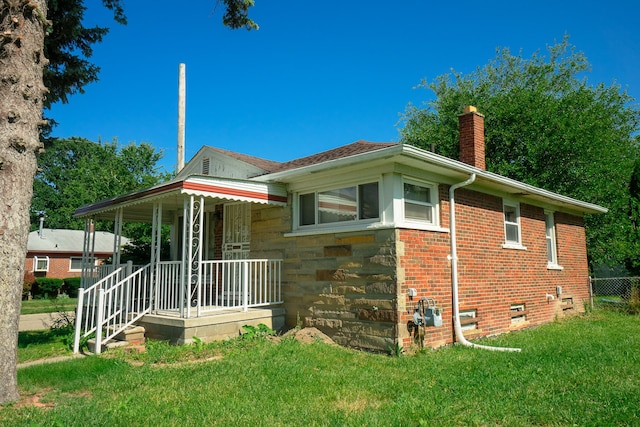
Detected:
left=73, top=289, right=85, bottom=354
left=95, top=288, right=105, bottom=355
left=243, top=261, right=249, bottom=312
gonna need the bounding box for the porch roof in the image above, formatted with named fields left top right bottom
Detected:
left=74, top=176, right=288, bottom=222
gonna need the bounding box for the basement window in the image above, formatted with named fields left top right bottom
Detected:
left=34, top=256, right=49, bottom=272
left=510, top=303, right=527, bottom=324
left=459, top=309, right=478, bottom=331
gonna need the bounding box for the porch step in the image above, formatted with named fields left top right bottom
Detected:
left=110, top=325, right=146, bottom=346
left=87, top=325, right=146, bottom=354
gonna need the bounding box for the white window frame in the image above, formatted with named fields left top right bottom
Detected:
left=545, top=211, right=563, bottom=270
left=69, top=256, right=95, bottom=272
left=402, top=178, right=438, bottom=227
left=296, top=181, right=380, bottom=230
left=34, top=256, right=49, bottom=272
left=502, top=200, right=526, bottom=250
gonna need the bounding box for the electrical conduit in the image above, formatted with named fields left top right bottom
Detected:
left=449, top=173, right=521, bottom=352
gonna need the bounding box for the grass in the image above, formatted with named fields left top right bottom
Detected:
left=17, top=329, right=73, bottom=364
left=20, top=298, right=77, bottom=315
left=3, top=310, right=640, bottom=426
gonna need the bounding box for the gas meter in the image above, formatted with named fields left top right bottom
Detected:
left=413, top=297, right=443, bottom=327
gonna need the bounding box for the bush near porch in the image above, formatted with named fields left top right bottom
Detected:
left=6, top=310, right=640, bottom=426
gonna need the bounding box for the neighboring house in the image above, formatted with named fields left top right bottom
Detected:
left=26, top=226, right=130, bottom=279
left=72, top=106, right=607, bottom=353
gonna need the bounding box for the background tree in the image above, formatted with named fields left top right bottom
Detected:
left=400, top=36, right=640, bottom=271
left=31, top=137, right=168, bottom=230
left=0, top=0, right=256, bottom=405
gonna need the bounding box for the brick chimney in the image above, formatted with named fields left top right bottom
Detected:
left=458, top=105, right=485, bottom=170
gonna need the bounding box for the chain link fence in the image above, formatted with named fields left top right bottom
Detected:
left=590, top=276, right=640, bottom=308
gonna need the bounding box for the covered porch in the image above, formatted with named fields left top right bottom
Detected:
left=72, top=176, right=288, bottom=353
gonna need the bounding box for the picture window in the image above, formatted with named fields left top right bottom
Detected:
left=298, top=182, right=379, bottom=228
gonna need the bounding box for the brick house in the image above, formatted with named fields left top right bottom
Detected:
left=26, top=226, right=129, bottom=280
left=72, top=106, right=606, bottom=353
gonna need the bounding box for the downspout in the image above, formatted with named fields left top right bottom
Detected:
left=449, top=173, right=521, bottom=352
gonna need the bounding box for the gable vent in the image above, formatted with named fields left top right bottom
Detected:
left=202, top=158, right=210, bottom=175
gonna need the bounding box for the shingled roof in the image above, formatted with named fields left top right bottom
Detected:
left=272, top=140, right=397, bottom=173
left=211, top=140, right=397, bottom=175
left=209, top=147, right=282, bottom=173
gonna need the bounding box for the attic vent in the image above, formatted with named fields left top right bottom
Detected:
left=202, top=158, right=210, bottom=175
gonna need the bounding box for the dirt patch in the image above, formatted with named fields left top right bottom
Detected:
left=9, top=389, right=54, bottom=409
left=281, top=327, right=337, bottom=346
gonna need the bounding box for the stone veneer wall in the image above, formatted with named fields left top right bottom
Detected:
left=250, top=202, right=400, bottom=352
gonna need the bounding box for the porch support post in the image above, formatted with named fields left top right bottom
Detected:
left=113, top=207, right=123, bottom=268
left=180, top=197, right=188, bottom=318
left=81, top=217, right=98, bottom=288
left=80, top=218, right=93, bottom=289
left=185, top=195, right=204, bottom=318
left=151, top=202, right=163, bottom=313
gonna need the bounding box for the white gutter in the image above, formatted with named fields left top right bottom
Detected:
left=449, top=173, right=521, bottom=352
left=256, top=144, right=607, bottom=215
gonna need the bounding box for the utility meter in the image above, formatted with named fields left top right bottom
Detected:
left=413, top=297, right=443, bottom=327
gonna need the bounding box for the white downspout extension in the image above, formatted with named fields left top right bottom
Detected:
left=449, top=173, right=521, bottom=352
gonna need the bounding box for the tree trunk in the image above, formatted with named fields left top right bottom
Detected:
left=0, top=0, right=48, bottom=405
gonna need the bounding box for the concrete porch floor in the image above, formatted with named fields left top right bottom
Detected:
left=136, top=306, right=286, bottom=345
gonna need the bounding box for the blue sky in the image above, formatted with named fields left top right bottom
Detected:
left=48, top=1, right=640, bottom=174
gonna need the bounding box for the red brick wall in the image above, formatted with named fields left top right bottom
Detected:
left=398, top=186, right=590, bottom=350
left=25, top=253, right=110, bottom=279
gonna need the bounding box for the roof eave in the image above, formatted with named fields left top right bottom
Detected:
left=256, top=143, right=607, bottom=215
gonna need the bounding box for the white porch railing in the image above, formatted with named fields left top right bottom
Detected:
left=74, top=259, right=283, bottom=353
left=73, top=263, right=152, bottom=354
left=81, top=262, right=142, bottom=289
left=153, top=259, right=283, bottom=317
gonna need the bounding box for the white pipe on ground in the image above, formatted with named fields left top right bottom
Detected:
left=449, top=173, right=521, bottom=352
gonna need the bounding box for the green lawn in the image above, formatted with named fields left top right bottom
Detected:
left=4, top=310, right=640, bottom=426
left=17, top=329, right=73, bottom=364
left=20, top=298, right=77, bottom=315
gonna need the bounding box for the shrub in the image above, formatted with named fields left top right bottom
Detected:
left=35, top=277, right=64, bottom=298
left=23, top=271, right=37, bottom=300
left=63, top=277, right=82, bottom=298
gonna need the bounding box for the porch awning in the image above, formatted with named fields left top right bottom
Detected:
left=74, top=176, right=288, bottom=222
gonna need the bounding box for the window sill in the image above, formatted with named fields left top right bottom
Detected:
left=285, top=222, right=395, bottom=237
left=286, top=221, right=450, bottom=237
left=501, top=243, right=527, bottom=250
left=547, top=263, right=564, bottom=271
left=397, top=223, right=449, bottom=233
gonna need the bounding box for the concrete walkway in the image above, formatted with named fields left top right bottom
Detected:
left=18, top=354, right=86, bottom=369
left=19, top=312, right=74, bottom=331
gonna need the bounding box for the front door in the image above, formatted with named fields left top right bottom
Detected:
left=222, top=203, right=250, bottom=260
